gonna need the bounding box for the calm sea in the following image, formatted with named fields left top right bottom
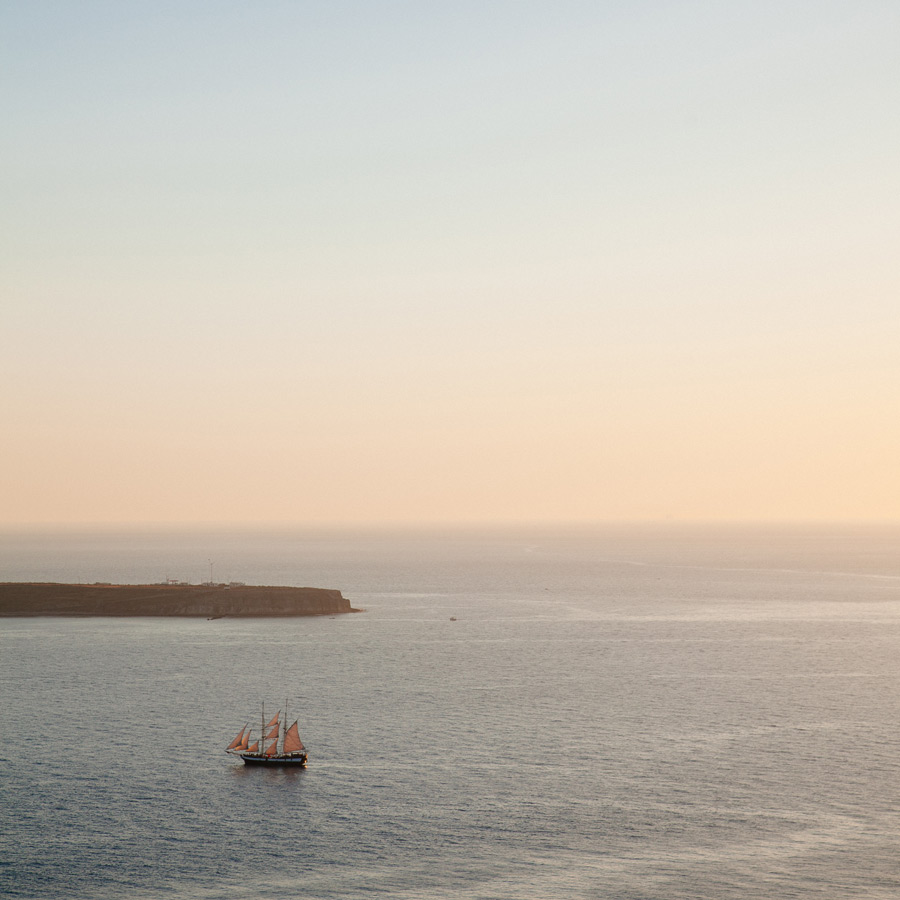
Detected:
left=1, top=525, right=899, bottom=899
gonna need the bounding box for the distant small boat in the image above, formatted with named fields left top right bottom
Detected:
left=226, top=702, right=308, bottom=767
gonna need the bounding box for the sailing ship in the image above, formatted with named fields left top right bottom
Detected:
left=225, top=702, right=308, bottom=766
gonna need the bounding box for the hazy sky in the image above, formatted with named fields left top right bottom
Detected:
left=2, top=1, right=898, bottom=526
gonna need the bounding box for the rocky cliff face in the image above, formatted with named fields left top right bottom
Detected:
left=0, top=583, right=357, bottom=617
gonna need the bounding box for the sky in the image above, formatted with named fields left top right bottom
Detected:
left=2, top=1, right=899, bottom=527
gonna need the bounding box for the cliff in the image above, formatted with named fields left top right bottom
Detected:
left=0, top=583, right=358, bottom=617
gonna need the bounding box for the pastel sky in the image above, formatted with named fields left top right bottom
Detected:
left=2, top=1, right=898, bottom=526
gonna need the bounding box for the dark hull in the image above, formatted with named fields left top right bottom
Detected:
left=240, top=752, right=307, bottom=767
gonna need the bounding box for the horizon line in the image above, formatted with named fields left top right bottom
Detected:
left=2, top=518, right=899, bottom=533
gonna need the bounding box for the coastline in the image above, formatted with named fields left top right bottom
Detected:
left=0, top=582, right=359, bottom=617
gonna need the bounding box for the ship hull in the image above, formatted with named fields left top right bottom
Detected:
left=240, top=752, right=307, bottom=767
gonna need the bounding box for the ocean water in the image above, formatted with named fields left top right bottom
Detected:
left=1, top=524, right=900, bottom=899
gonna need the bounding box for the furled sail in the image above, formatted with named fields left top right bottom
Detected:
left=282, top=720, right=304, bottom=754
left=266, top=712, right=280, bottom=728
left=226, top=726, right=247, bottom=751
left=264, top=739, right=280, bottom=757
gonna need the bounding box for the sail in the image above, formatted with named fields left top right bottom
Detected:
left=264, top=739, right=280, bottom=757
left=226, top=726, right=246, bottom=750
left=265, top=724, right=279, bottom=741
left=282, top=720, right=304, bottom=754
left=266, top=712, right=280, bottom=728
left=237, top=730, right=251, bottom=751
left=246, top=741, right=259, bottom=752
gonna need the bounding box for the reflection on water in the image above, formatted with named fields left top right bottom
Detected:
left=227, top=764, right=306, bottom=785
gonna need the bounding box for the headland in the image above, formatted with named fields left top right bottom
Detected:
left=0, top=582, right=359, bottom=617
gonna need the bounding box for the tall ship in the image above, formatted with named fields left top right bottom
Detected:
left=226, top=702, right=308, bottom=766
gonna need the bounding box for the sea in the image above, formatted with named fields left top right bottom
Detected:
left=1, top=524, right=899, bottom=900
